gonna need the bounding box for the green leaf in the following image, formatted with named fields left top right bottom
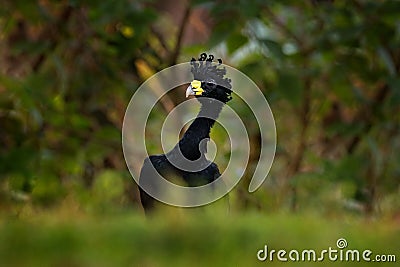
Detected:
left=377, top=46, right=396, bottom=76
left=261, top=38, right=284, bottom=59
left=226, top=33, right=248, bottom=54
left=93, top=170, right=124, bottom=201
left=277, top=71, right=303, bottom=106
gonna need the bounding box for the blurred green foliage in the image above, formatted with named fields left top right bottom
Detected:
left=0, top=212, right=399, bottom=266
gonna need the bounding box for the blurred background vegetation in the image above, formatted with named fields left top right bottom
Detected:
left=0, top=0, right=399, bottom=266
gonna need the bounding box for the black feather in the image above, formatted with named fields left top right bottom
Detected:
left=138, top=53, right=232, bottom=214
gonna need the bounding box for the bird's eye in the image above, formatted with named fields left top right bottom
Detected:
left=206, top=79, right=217, bottom=89
left=207, top=78, right=215, bottom=84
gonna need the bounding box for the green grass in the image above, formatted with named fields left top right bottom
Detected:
left=0, top=210, right=398, bottom=267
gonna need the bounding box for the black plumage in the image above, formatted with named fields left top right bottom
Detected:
left=139, top=53, right=232, bottom=212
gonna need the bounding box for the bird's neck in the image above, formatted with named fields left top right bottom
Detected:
left=178, top=100, right=224, bottom=160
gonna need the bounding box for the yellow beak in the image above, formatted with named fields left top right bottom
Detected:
left=186, top=80, right=204, bottom=98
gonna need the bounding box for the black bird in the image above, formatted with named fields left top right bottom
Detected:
left=139, top=53, right=232, bottom=213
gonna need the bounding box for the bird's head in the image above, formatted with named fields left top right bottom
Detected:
left=186, top=79, right=232, bottom=104
left=186, top=53, right=232, bottom=104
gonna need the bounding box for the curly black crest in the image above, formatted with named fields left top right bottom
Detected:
left=190, top=53, right=232, bottom=91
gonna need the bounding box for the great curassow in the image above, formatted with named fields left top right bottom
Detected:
left=139, top=53, right=232, bottom=213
